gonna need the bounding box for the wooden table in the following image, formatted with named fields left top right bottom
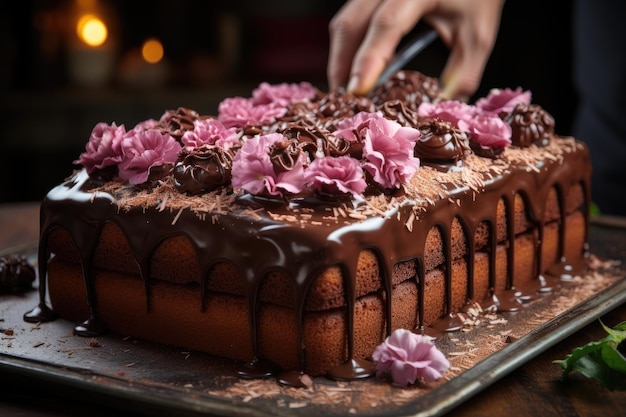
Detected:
left=1, top=202, right=625, bottom=417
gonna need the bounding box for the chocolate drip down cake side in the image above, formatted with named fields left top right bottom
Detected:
left=26, top=71, right=591, bottom=382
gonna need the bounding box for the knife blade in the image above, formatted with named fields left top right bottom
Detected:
left=375, top=27, right=438, bottom=86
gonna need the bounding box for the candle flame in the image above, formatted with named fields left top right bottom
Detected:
left=77, top=14, right=108, bottom=47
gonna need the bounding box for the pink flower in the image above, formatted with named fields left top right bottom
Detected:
left=181, top=119, right=241, bottom=150
left=75, top=122, right=126, bottom=174
left=132, top=119, right=160, bottom=132
left=475, top=87, right=531, bottom=116
left=231, top=133, right=305, bottom=196
left=372, top=329, right=450, bottom=386
left=334, top=112, right=381, bottom=143
left=458, top=115, right=512, bottom=149
left=417, top=100, right=476, bottom=126
left=217, top=97, right=287, bottom=129
left=304, top=156, right=367, bottom=198
left=252, top=81, right=317, bottom=106
left=362, top=117, right=421, bottom=189
left=118, top=129, right=182, bottom=185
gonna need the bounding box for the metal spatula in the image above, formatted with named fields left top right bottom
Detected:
left=375, top=27, right=438, bottom=86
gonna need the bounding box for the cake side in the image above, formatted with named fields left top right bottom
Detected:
left=41, top=137, right=590, bottom=376
left=45, top=209, right=585, bottom=376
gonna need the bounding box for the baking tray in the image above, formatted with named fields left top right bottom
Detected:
left=1, top=219, right=625, bottom=417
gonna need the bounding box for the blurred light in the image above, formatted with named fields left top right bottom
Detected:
left=76, top=0, right=98, bottom=8
left=141, top=38, right=164, bottom=64
left=76, top=14, right=108, bottom=47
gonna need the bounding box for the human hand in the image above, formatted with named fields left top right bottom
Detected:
left=327, top=0, right=505, bottom=100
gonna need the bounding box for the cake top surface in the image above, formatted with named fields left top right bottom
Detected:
left=66, top=70, right=579, bottom=228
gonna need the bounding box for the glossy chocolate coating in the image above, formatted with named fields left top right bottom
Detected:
left=173, top=146, right=234, bottom=194
left=506, top=103, right=555, bottom=147
left=29, top=137, right=591, bottom=382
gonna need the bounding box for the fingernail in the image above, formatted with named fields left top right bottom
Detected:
left=440, top=72, right=470, bottom=102
left=440, top=72, right=458, bottom=100
left=347, top=75, right=360, bottom=93
left=440, top=82, right=455, bottom=100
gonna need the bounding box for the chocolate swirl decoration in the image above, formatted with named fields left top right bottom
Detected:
left=279, top=121, right=354, bottom=160
left=173, top=145, right=234, bottom=195
left=160, top=107, right=202, bottom=142
left=415, top=118, right=471, bottom=167
left=280, top=121, right=327, bottom=159
left=281, top=100, right=318, bottom=122
left=318, top=91, right=375, bottom=120
left=378, top=99, right=420, bottom=127
left=279, top=89, right=325, bottom=122
left=0, top=255, right=35, bottom=294
left=269, top=138, right=302, bottom=173
left=369, top=70, right=441, bottom=110
left=505, top=103, right=555, bottom=147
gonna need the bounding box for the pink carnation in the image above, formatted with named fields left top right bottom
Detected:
left=252, top=81, right=317, bottom=106
left=118, top=129, right=182, bottom=185
left=75, top=122, right=126, bottom=174
left=475, top=87, right=531, bottom=116
left=362, top=116, right=421, bottom=189
left=304, top=156, right=367, bottom=198
left=132, top=119, right=160, bottom=132
left=458, top=115, right=512, bottom=149
left=334, top=112, right=381, bottom=143
left=372, top=329, right=450, bottom=386
left=231, top=133, right=305, bottom=196
left=181, top=119, right=241, bottom=150
left=417, top=100, right=476, bottom=126
left=217, top=97, right=287, bottom=129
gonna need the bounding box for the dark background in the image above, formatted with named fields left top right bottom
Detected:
left=0, top=0, right=575, bottom=203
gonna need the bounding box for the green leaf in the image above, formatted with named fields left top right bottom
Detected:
left=601, top=344, right=626, bottom=374
left=567, top=350, right=607, bottom=380
left=612, top=321, right=626, bottom=332
left=601, top=320, right=626, bottom=343
left=554, top=340, right=605, bottom=376
left=554, top=321, right=626, bottom=390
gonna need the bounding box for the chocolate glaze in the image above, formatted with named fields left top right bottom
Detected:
left=269, top=138, right=302, bottom=172
left=159, top=107, right=201, bottom=142
left=326, top=358, right=376, bottom=381
left=369, top=70, right=440, bottom=109
left=415, top=118, right=471, bottom=167
left=173, top=145, right=234, bottom=194
left=505, top=103, right=555, bottom=148
left=277, top=370, right=314, bottom=388
left=378, top=100, right=421, bottom=127
left=27, top=134, right=592, bottom=384
left=237, top=358, right=277, bottom=379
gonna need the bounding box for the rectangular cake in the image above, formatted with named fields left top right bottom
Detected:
left=26, top=71, right=591, bottom=382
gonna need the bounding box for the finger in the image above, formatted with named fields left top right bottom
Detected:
left=439, top=47, right=489, bottom=101
left=327, top=0, right=385, bottom=91
left=347, top=0, right=437, bottom=95
left=438, top=10, right=503, bottom=100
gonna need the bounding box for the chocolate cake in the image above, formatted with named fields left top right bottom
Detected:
left=25, top=71, right=591, bottom=384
